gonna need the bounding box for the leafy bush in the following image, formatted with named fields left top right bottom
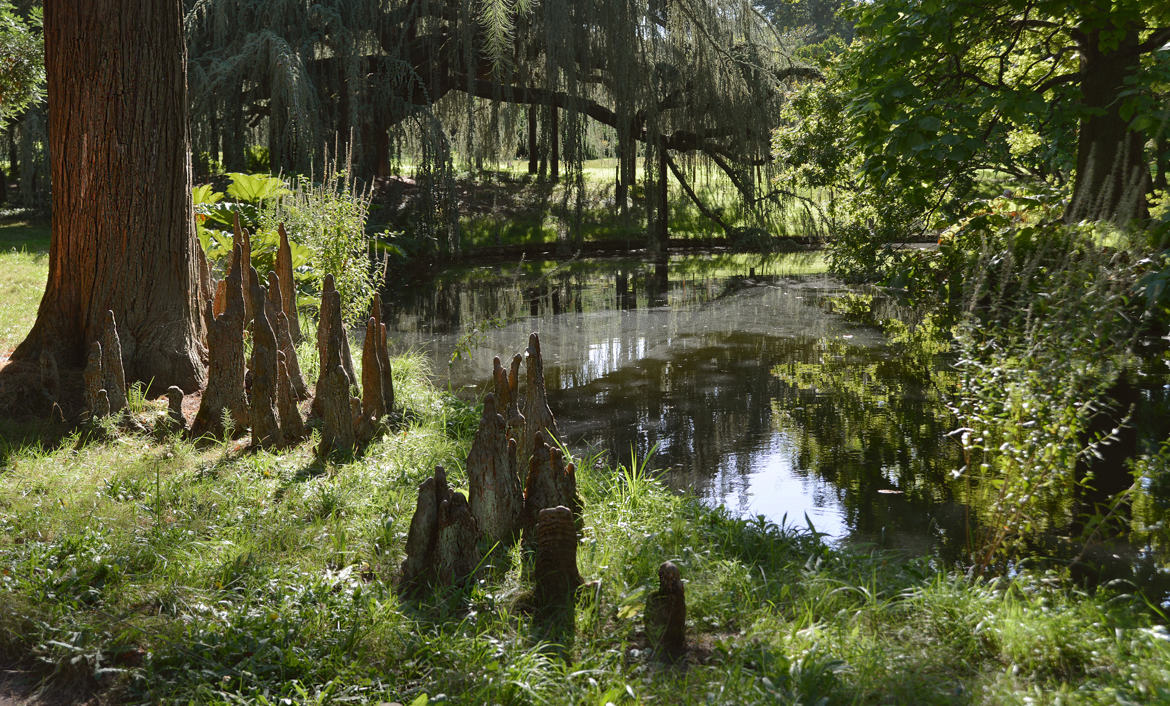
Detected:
left=946, top=212, right=1152, bottom=567
left=195, top=169, right=378, bottom=327
left=258, top=164, right=377, bottom=327
left=244, top=144, right=270, bottom=173
left=0, top=2, right=44, bottom=128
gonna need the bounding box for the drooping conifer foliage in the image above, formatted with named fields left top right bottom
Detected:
left=183, top=0, right=817, bottom=226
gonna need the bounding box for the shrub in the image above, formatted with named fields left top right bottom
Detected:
left=947, top=208, right=1151, bottom=568
left=259, top=163, right=377, bottom=327
left=195, top=167, right=378, bottom=329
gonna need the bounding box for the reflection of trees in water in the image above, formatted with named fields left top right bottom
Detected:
left=551, top=327, right=967, bottom=554
left=384, top=269, right=594, bottom=334
left=771, top=337, right=967, bottom=553
left=382, top=256, right=974, bottom=554
left=381, top=257, right=1170, bottom=579
left=384, top=257, right=760, bottom=335
left=553, top=333, right=784, bottom=514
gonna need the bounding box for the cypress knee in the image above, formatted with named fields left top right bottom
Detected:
left=493, top=355, right=524, bottom=431
left=276, top=354, right=305, bottom=443
left=400, top=467, right=482, bottom=596
left=165, top=385, right=185, bottom=431
left=248, top=273, right=282, bottom=448
left=523, top=433, right=581, bottom=548
left=212, top=278, right=226, bottom=318
left=522, top=333, right=559, bottom=466
left=265, top=271, right=307, bottom=399
left=361, top=317, right=385, bottom=420
left=533, top=506, right=582, bottom=624
left=436, top=491, right=480, bottom=585
left=275, top=223, right=301, bottom=343
left=233, top=212, right=254, bottom=324
left=192, top=229, right=249, bottom=437
left=316, top=365, right=355, bottom=456
left=467, top=393, right=524, bottom=546
left=376, top=322, right=395, bottom=417
left=401, top=468, right=444, bottom=594
left=645, top=561, right=686, bottom=660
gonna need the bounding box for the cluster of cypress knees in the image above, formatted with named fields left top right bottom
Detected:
left=76, top=215, right=685, bottom=657
left=399, top=333, right=686, bottom=658
left=81, top=215, right=396, bottom=458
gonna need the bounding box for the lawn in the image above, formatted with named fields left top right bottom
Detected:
left=377, top=158, right=826, bottom=252
left=0, top=220, right=49, bottom=357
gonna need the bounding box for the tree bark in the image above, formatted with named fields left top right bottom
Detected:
left=527, top=102, right=538, bottom=175
left=652, top=140, right=669, bottom=254
left=550, top=104, right=559, bottom=182
left=10, top=0, right=207, bottom=394
left=1065, top=28, right=1151, bottom=224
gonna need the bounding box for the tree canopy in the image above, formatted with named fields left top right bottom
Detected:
left=182, top=0, right=815, bottom=197
left=0, top=1, right=42, bottom=128
left=776, top=0, right=1170, bottom=232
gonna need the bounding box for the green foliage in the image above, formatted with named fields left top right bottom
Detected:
left=259, top=166, right=377, bottom=327
left=755, top=0, right=854, bottom=42
left=193, top=150, right=224, bottom=179
left=195, top=169, right=377, bottom=327
left=775, top=0, right=1170, bottom=267
left=193, top=172, right=280, bottom=240
left=195, top=175, right=273, bottom=278
left=1136, top=249, right=1170, bottom=317
left=225, top=172, right=290, bottom=203
left=0, top=2, right=43, bottom=128
left=773, top=74, right=930, bottom=280
left=945, top=212, right=1151, bottom=566
left=244, top=145, right=270, bottom=173
left=2, top=360, right=1170, bottom=701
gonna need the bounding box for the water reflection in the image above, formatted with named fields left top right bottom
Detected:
left=383, top=253, right=970, bottom=554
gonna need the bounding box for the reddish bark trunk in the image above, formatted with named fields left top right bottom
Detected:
left=11, top=0, right=207, bottom=393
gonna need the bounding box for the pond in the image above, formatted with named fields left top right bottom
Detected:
left=381, top=253, right=973, bottom=557
left=380, top=253, right=1170, bottom=576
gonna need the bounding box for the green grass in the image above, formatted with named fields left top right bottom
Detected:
left=1, top=218, right=1167, bottom=704
left=0, top=220, right=49, bottom=355
left=2, top=368, right=1168, bottom=703
left=402, top=158, right=824, bottom=251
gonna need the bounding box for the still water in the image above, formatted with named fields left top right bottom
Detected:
left=382, top=253, right=969, bottom=555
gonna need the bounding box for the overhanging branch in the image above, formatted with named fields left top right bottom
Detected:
left=664, top=153, right=731, bottom=233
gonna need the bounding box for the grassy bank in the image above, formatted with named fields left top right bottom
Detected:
left=2, top=222, right=1168, bottom=704
left=2, top=383, right=1169, bottom=704
left=379, top=158, right=822, bottom=254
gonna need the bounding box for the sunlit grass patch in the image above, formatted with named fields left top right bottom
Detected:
left=0, top=221, right=50, bottom=354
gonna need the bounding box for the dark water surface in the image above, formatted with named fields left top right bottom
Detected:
left=383, top=253, right=973, bottom=555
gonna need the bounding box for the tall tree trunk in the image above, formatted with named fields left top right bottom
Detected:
left=550, top=104, right=559, bottom=182
left=653, top=142, right=669, bottom=253
left=1065, top=28, right=1151, bottom=224
left=223, top=76, right=244, bottom=171
left=10, top=0, right=207, bottom=394
left=527, top=102, right=538, bottom=174
left=616, top=126, right=631, bottom=219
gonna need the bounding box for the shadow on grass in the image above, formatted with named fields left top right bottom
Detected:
left=0, top=219, right=50, bottom=254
